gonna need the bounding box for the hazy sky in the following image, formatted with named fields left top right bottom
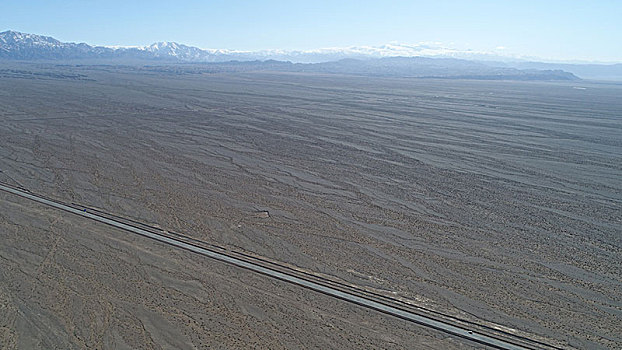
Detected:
left=2, top=0, right=621, bottom=62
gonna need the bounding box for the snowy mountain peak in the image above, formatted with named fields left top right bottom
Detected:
left=0, top=30, right=108, bottom=59
left=147, top=42, right=181, bottom=50
left=0, top=30, right=62, bottom=46
left=143, top=41, right=209, bottom=60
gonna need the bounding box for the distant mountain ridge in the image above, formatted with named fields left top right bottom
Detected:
left=0, top=30, right=505, bottom=62
left=0, top=30, right=239, bottom=62
left=1, top=30, right=614, bottom=80
left=291, top=57, right=578, bottom=80
left=0, top=30, right=111, bottom=60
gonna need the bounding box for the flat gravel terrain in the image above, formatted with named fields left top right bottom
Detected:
left=0, top=191, right=478, bottom=349
left=1, top=65, right=621, bottom=348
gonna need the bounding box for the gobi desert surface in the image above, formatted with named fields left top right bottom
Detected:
left=1, top=64, right=621, bottom=349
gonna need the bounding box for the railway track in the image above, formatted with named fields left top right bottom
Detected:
left=0, top=181, right=564, bottom=350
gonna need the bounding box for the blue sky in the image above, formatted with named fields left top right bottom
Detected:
left=2, top=0, right=621, bottom=62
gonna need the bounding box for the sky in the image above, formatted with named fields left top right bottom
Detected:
left=2, top=0, right=621, bottom=62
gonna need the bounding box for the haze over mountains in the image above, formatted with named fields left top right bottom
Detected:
left=1, top=30, right=620, bottom=80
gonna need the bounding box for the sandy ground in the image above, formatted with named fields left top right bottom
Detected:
left=0, top=65, right=621, bottom=348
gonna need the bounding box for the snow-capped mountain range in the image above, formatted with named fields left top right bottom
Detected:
left=0, top=30, right=110, bottom=60
left=2, top=30, right=621, bottom=80
left=0, top=30, right=517, bottom=63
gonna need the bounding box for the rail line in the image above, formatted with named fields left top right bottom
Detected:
left=0, top=181, right=564, bottom=350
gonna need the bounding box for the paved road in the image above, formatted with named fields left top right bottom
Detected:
left=0, top=182, right=562, bottom=350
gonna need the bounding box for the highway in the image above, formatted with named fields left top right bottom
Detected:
left=0, top=181, right=563, bottom=350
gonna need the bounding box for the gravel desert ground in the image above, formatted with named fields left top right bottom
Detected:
left=1, top=64, right=621, bottom=348
left=0, top=190, right=478, bottom=349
